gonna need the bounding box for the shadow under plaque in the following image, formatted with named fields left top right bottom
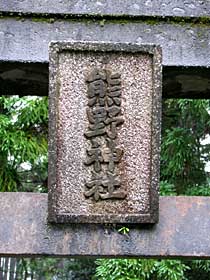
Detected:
left=48, top=41, right=162, bottom=224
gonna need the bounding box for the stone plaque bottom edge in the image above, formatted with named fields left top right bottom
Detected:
left=48, top=210, right=158, bottom=224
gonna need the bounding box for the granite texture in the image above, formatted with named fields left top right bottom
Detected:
left=0, top=18, right=210, bottom=67
left=1, top=0, right=210, bottom=17
left=48, top=41, right=162, bottom=224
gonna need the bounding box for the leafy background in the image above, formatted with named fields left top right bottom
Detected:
left=0, top=96, right=210, bottom=279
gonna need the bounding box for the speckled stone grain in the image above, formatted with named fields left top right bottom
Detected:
left=48, top=42, right=162, bottom=224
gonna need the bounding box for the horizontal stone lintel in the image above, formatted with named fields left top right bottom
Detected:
left=0, top=18, right=210, bottom=67
left=1, top=0, right=210, bottom=18
left=1, top=193, right=210, bottom=258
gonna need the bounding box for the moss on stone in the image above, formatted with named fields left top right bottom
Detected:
left=0, top=11, right=210, bottom=27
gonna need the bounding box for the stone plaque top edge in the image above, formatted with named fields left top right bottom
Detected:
left=49, top=41, right=162, bottom=56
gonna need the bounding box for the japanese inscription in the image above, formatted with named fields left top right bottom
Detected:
left=84, top=69, right=126, bottom=201
left=48, top=42, right=162, bottom=224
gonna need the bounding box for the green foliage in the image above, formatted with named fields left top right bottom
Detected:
left=95, top=259, right=156, bottom=280
left=95, top=259, right=189, bottom=280
left=118, top=226, right=130, bottom=235
left=161, top=99, right=210, bottom=194
left=156, top=260, right=189, bottom=280
left=160, top=181, right=177, bottom=196
left=0, top=96, right=48, bottom=192
left=185, top=185, right=210, bottom=196
left=185, top=260, right=210, bottom=280
left=192, top=260, right=210, bottom=272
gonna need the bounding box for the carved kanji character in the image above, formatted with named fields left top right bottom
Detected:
left=107, top=95, right=121, bottom=107
left=84, top=140, right=104, bottom=172
left=84, top=68, right=126, bottom=201
left=84, top=172, right=105, bottom=201
left=87, top=80, right=106, bottom=106
left=88, top=106, right=107, bottom=122
left=102, top=106, right=124, bottom=139
left=86, top=68, right=107, bottom=83
left=106, top=71, right=121, bottom=106
left=100, top=171, right=126, bottom=199
left=85, top=107, right=107, bottom=138
left=107, top=105, right=121, bottom=118
left=108, top=119, right=124, bottom=139
left=86, top=69, right=107, bottom=107
left=103, top=138, right=123, bottom=172
left=102, top=171, right=120, bottom=193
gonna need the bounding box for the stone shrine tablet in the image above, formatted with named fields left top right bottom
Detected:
left=48, top=41, right=162, bottom=224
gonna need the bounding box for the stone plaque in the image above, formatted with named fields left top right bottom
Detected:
left=48, top=41, right=162, bottom=224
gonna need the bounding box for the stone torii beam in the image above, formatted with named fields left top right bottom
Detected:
left=1, top=193, right=210, bottom=258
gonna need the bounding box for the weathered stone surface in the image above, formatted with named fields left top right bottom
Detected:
left=0, top=193, right=210, bottom=258
left=0, top=18, right=210, bottom=67
left=1, top=0, right=210, bottom=17
left=48, top=42, right=161, bottom=224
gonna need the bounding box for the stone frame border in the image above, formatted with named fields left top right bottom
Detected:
left=48, top=41, right=162, bottom=224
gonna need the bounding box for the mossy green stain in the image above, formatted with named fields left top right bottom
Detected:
left=0, top=11, right=210, bottom=27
